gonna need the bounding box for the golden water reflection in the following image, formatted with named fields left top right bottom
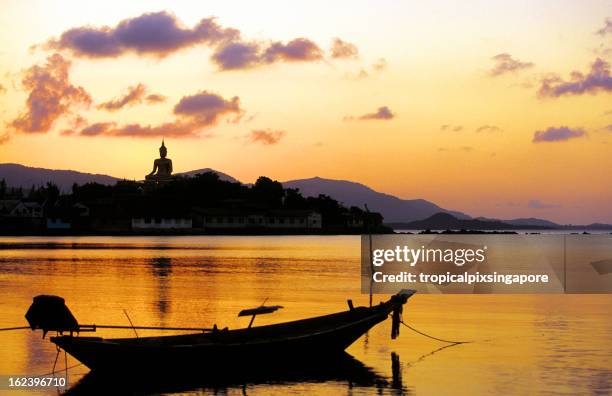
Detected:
left=0, top=236, right=610, bottom=395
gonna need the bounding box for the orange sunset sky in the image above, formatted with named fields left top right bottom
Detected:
left=0, top=0, right=611, bottom=224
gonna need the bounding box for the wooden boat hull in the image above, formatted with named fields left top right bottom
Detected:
left=51, top=293, right=414, bottom=373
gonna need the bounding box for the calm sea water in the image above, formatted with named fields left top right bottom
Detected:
left=0, top=236, right=611, bottom=395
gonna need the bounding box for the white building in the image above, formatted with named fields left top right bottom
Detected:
left=45, top=202, right=90, bottom=230
left=198, top=210, right=322, bottom=229
left=131, top=217, right=193, bottom=229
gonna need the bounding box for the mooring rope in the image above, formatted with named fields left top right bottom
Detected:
left=399, top=319, right=471, bottom=344
left=0, top=326, right=31, bottom=331
left=35, top=362, right=84, bottom=378
left=51, top=348, right=60, bottom=375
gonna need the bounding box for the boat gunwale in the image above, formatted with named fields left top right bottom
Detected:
left=52, top=301, right=394, bottom=348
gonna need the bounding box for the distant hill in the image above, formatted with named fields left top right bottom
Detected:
left=476, top=217, right=561, bottom=228
left=176, top=168, right=240, bottom=183
left=282, top=176, right=470, bottom=223
left=566, top=223, right=612, bottom=231
left=0, top=163, right=240, bottom=191
left=0, top=163, right=121, bottom=192
left=391, top=212, right=552, bottom=230
left=392, top=213, right=612, bottom=231
left=502, top=218, right=561, bottom=227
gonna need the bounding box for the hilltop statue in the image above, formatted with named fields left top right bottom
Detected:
left=145, top=140, right=173, bottom=182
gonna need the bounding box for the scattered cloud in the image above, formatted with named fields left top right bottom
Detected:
left=70, top=115, right=88, bottom=130
left=349, top=58, right=386, bottom=80
left=248, top=129, right=286, bottom=145
left=46, top=11, right=352, bottom=72
left=211, top=41, right=261, bottom=70
left=45, top=11, right=239, bottom=58
left=489, top=53, right=533, bottom=76
left=437, top=146, right=474, bottom=153
left=509, top=79, right=536, bottom=89
left=173, top=90, right=243, bottom=124
left=532, top=126, right=586, bottom=143
left=372, top=58, right=387, bottom=72
left=75, top=121, right=211, bottom=138
left=528, top=199, right=561, bottom=209
left=0, top=132, right=10, bottom=144
left=475, top=124, right=502, bottom=133
left=80, top=122, right=116, bottom=136
left=354, top=69, right=369, bottom=79
left=97, top=83, right=147, bottom=111
left=596, top=18, right=612, bottom=36
left=145, top=93, right=166, bottom=104
left=440, top=124, right=463, bottom=132
left=11, top=53, right=91, bottom=133
left=602, top=124, right=612, bottom=132
left=244, top=112, right=258, bottom=123
left=345, top=106, right=394, bottom=121
left=263, top=38, right=323, bottom=63
left=73, top=90, right=243, bottom=138
left=538, top=58, right=612, bottom=97
left=330, top=38, right=358, bottom=59
left=59, top=117, right=88, bottom=136
left=593, top=42, right=612, bottom=57
left=360, top=106, right=394, bottom=120
left=211, top=38, right=323, bottom=70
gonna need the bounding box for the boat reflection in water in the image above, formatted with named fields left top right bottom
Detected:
left=63, top=352, right=408, bottom=395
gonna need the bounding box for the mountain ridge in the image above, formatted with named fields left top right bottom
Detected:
left=0, top=163, right=121, bottom=191
left=282, top=176, right=471, bottom=222
left=391, top=213, right=612, bottom=230
left=175, top=168, right=240, bottom=183
left=0, top=163, right=238, bottom=191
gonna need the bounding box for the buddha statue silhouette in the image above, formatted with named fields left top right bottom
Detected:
left=146, top=140, right=173, bottom=182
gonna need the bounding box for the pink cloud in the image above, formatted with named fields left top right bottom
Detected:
left=248, top=129, right=286, bottom=145
left=489, top=53, right=533, bottom=76
left=532, top=126, right=586, bottom=143
left=74, top=90, right=243, bottom=138
left=98, top=83, right=146, bottom=111
left=11, top=53, right=91, bottom=133
left=46, top=11, right=239, bottom=58
left=330, top=38, right=358, bottom=59
left=345, top=106, right=395, bottom=121
left=538, top=58, right=612, bottom=97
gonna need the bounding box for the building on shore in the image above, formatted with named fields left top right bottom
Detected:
left=0, top=199, right=44, bottom=231
left=46, top=202, right=90, bottom=230
left=192, top=208, right=322, bottom=230
left=131, top=216, right=193, bottom=230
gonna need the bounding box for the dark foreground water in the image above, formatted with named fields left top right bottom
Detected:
left=0, top=236, right=611, bottom=395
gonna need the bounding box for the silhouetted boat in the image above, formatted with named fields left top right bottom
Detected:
left=31, top=290, right=415, bottom=373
